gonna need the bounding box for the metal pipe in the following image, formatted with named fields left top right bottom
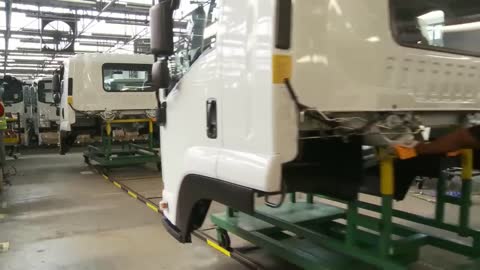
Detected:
left=76, top=0, right=119, bottom=38
left=4, top=0, right=12, bottom=76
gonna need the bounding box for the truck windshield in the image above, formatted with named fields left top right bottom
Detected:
left=0, top=77, right=23, bottom=105
left=38, top=80, right=54, bottom=104
left=391, top=0, right=480, bottom=56
left=103, top=63, right=153, bottom=92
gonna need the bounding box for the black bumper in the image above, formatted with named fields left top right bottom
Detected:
left=162, top=216, right=191, bottom=243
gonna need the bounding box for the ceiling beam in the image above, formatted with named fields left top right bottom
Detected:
left=9, top=59, right=62, bottom=64
left=0, top=7, right=188, bottom=28
left=11, top=0, right=150, bottom=16
left=76, top=0, right=119, bottom=38
left=0, top=48, right=98, bottom=56
left=0, top=7, right=149, bottom=25
left=0, top=29, right=131, bottom=42
left=3, top=68, right=56, bottom=75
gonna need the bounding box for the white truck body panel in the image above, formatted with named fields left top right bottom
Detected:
left=291, top=0, right=480, bottom=111
left=66, top=53, right=156, bottom=112
left=161, top=0, right=297, bottom=224
left=59, top=53, right=156, bottom=132
left=35, top=79, right=59, bottom=127
left=156, top=0, right=480, bottom=230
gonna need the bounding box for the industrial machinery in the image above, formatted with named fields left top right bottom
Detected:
left=150, top=0, right=480, bottom=269
left=54, top=53, right=160, bottom=168
left=31, top=78, right=59, bottom=146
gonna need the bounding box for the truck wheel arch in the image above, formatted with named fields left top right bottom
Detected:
left=166, top=174, right=255, bottom=243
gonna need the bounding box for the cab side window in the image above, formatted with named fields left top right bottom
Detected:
left=391, top=0, right=480, bottom=56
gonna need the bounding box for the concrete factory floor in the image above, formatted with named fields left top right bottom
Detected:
left=0, top=149, right=479, bottom=270
left=0, top=150, right=243, bottom=270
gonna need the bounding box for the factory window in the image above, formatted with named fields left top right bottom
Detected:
left=38, top=80, right=54, bottom=104
left=102, top=63, right=153, bottom=92
left=391, top=0, right=480, bottom=56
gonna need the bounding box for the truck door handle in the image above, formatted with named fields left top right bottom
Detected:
left=206, top=99, right=217, bottom=139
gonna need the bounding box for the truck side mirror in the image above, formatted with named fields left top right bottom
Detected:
left=53, top=93, right=61, bottom=104
left=150, top=0, right=175, bottom=56
left=52, top=73, right=61, bottom=95
left=152, top=60, right=170, bottom=90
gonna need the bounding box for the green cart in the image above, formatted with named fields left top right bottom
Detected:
left=83, top=118, right=161, bottom=170
left=211, top=150, right=480, bottom=270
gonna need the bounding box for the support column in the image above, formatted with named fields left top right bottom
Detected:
left=459, top=149, right=473, bottom=236
left=4, top=0, right=12, bottom=76
left=148, top=119, right=154, bottom=149
left=0, top=130, right=4, bottom=192
left=435, top=171, right=446, bottom=223
left=105, top=121, right=112, bottom=158
left=379, top=149, right=395, bottom=258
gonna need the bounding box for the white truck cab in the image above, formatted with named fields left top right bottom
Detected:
left=55, top=53, right=156, bottom=154
left=150, top=0, right=480, bottom=242
left=32, top=78, right=60, bottom=145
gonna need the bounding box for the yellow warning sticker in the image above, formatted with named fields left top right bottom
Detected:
left=207, top=239, right=231, bottom=257
left=113, top=181, right=122, bottom=189
left=272, top=54, right=292, bottom=84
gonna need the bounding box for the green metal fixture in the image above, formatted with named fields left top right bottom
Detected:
left=83, top=118, right=161, bottom=170
left=211, top=149, right=480, bottom=270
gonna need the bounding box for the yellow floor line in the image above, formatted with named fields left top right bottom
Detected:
left=207, top=239, right=231, bottom=257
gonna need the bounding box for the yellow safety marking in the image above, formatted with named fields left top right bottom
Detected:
left=207, top=239, right=231, bottom=257
left=379, top=149, right=395, bottom=196
left=272, top=54, right=292, bottom=84
left=3, top=138, right=19, bottom=144
left=148, top=120, right=153, bottom=134
left=146, top=202, right=159, bottom=213
left=102, top=174, right=109, bottom=180
left=461, top=149, right=473, bottom=180
left=113, top=181, right=122, bottom=189
left=109, top=118, right=151, bottom=124
left=128, top=191, right=138, bottom=199
left=106, top=122, right=112, bottom=136
left=67, top=96, right=73, bottom=105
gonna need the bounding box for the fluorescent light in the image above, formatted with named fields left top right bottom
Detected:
left=443, top=21, right=480, bottom=33
left=366, top=36, right=380, bottom=43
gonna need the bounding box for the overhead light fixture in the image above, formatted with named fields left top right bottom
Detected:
left=443, top=21, right=480, bottom=33
left=57, top=0, right=96, bottom=5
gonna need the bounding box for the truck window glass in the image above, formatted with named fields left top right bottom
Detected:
left=38, top=81, right=54, bottom=104
left=102, top=63, right=153, bottom=92
left=391, top=0, right=480, bottom=56
left=171, top=0, right=218, bottom=80
left=0, top=78, right=23, bottom=105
